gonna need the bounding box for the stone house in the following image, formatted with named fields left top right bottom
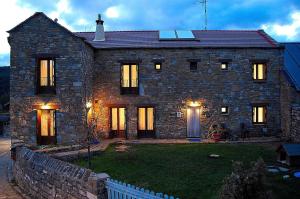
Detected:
left=8, top=12, right=284, bottom=145
left=280, top=43, right=300, bottom=142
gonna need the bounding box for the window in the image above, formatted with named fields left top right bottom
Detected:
left=110, top=107, right=126, bottom=138
left=190, top=62, right=197, bottom=71
left=253, top=63, right=266, bottom=80
left=155, top=63, right=161, bottom=71
left=37, top=109, right=56, bottom=145
left=37, top=59, right=55, bottom=94
left=221, top=106, right=229, bottom=114
left=121, top=64, right=139, bottom=94
left=138, top=107, right=155, bottom=138
left=221, top=62, right=228, bottom=70
left=252, top=106, right=267, bottom=124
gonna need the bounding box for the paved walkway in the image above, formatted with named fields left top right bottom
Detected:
left=0, top=137, right=22, bottom=199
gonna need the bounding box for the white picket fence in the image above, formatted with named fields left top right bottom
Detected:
left=106, top=178, right=179, bottom=199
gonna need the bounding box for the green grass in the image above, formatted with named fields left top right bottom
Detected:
left=74, top=144, right=300, bottom=199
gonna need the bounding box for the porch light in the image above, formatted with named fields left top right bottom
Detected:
left=41, top=104, right=51, bottom=110
left=189, top=101, right=201, bottom=107
left=86, top=102, right=92, bottom=109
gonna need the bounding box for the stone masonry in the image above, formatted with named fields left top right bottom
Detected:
left=13, top=146, right=108, bottom=199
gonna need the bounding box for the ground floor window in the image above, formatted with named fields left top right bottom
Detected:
left=137, top=107, right=155, bottom=138
left=110, top=107, right=126, bottom=138
left=37, top=109, right=56, bottom=145
left=252, top=106, right=267, bottom=124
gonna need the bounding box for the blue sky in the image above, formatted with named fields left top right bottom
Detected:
left=0, top=0, right=300, bottom=66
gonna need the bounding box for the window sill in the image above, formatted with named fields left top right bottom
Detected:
left=252, top=123, right=267, bottom=126
left=253, top=80, right=267, bottom=83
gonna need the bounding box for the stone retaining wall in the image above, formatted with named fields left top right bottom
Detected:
left=291, top=105, right=300, bottom=142
left=13, top=146, right=109, bottom=199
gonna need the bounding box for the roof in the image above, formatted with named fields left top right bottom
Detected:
left=278, top=144, right=300, bottom=156
left=282, top=43, right=300, bottom=91
left=74, top=30, right=279, bottom=49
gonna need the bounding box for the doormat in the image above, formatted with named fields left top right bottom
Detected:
left=188, top=138, right=201, bottom=142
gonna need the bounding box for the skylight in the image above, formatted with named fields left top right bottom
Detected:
left=159, top=30, right=196, bottom=40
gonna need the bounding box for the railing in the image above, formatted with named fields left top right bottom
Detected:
left=106, top=179, right=179, bottom=199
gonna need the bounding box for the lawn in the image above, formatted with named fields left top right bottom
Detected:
left=75, top=143, right=300, bottom=199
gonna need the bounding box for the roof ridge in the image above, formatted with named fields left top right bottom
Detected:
left=73, top=29, right=261, bottom=33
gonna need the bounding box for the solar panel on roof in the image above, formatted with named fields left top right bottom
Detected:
left=176, top=30, right=195, bottom=39
left=159, top=30, right=176, bottom=39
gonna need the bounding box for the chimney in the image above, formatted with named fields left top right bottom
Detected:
left=93, top=14, right=105, bottom=41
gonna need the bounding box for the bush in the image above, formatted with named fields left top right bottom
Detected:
left=219, top=158, right=272, bottom=199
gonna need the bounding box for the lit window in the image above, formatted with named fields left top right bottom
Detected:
left=37, top=59, right=55, bottom=94
left=37, top=109, right=56, bottom=145
left=155, top=63, right=161, bottom=71
left=190, top=62, right=197, bottom=71
left=138, top=107, right=155, bottom=138
left=221, top=106, right=229, bottom=114
left=253, top=63, right=266, bottom=80
left=252, top=106, right=266, bottom=124
left=221, top=62, right=228, bottom=70
left=121, top=64, right=139, bottom=94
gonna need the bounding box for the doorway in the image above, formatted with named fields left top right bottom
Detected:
left=37, top=109, right=56, bottom=145
left=187, top=107, right=201, bottom=138
left=110, top=107, right=127, bottom=138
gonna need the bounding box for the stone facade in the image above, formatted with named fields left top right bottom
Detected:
left=280, top=72, right=300, bottom=141
left=9, top=13, right=93, bottom=145
left=9, top=12, right=284, bottom=145
left=13, top=146, right=108, bottom=199
left=93, top=48, right=283, bottom=138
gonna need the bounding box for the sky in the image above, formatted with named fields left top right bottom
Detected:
left=0, top=0, right=300, bottom=66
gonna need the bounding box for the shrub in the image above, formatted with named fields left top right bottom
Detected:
left=219, top=158, right=272, bottom=199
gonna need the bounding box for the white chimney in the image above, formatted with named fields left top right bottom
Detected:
left=93, top=14, right=105, bottom=41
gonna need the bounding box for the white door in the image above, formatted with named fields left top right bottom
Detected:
left=187, top=107, right=201, bottom=138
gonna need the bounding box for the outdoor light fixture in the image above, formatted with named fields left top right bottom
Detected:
left=86, top=102, right=92, bottom=110
left=41, top=104, right=51, bottom=110
left=189, top=101, right=201, bottom=107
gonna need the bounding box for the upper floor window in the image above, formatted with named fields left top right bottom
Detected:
left=37, top=59, right=55, bottom=94
left=221, top=106, right=229, bottom=114
left=221, top=62, right=228, bottom=70
left=252, top=63, right=266, bottom=81
left=252, top=106, right=267, bottom=124
left=155, top=63, right=161, bottom=71
left=121, top=64, right=139, bottom=94
left=190, top=62, right=197, bottom=71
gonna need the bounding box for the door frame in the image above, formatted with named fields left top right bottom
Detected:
left=36, top=109, right=57, bottom=145
left=186, top=106, right=201, bottom=138
left=109, top=107, right=127, bottom=139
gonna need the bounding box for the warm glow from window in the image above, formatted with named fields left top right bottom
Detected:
left=111, top=108, right=126, bottom=131
left=221, top=63, right=228, bottom=70
left=253, top=63, right=266, bottom=80
left=119, top=108, right=126, bottom=130
left=138, top=107, right=154, bottom=130
left=221, top=107, right=228, bottom=114
left=111, top=108, right=118, bottom=130
left=155, top=63, right=161, bottom=70
left=122, top=64, right=138, bottom=88
left=40, top=59, right=55, bottom=86
left=40, top=110, right=55, bottom=137
left=253, top=106, right=266, bottom=124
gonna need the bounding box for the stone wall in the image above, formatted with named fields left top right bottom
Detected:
left=93, top=48, right=283, bottom=138
left=8, top=13, right=94, bottom=145
left=13, top=146, right=109, bottom=199
left=291, top=105, right=300, bottom=142
left=280, top=72, right=300, bottom=141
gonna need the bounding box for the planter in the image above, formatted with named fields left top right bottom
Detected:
left=212, top=133, right=221, bottom=142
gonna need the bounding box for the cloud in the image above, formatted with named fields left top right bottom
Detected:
left=261, top=10, right=300, bottom=40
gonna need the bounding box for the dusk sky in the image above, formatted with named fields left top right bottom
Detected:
left=0, top=0, right=300, bottom=66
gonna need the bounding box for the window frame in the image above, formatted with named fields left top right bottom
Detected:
left=252, top=63, right=267, bottom=82
left=252, top=105, right=267, bottom=125
left=36, top=57, right=56, bottom=95
left=120, top=63, right=139, bottom=95
left=137, top=106, right=156, bottom=138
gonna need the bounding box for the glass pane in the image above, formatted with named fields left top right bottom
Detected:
left=41, top=110, right=49, bottom=136
left=49, top=60, right=55, bottom=86
left=176, top=30, right=195, bottom=39
left=221, top=63, right=227, bottom=69
left=40, top=60, right=48, bottom=86
left=155, top=64, right=161, bottom=70
left=111, top=108, right=118, bottom=130
left=253, top=64, right=257, bottom=79
left=258, top=107, right=264, bottom=123
left=258, top=64, right=264, bottom=79
left=119, top=108, right=126, bottom=130
left=147, top=108, right=154, bottom=130
left=49, top=110, right=55, bottom=136
left=138, top=108, right=146, bottom=130
left=122, top=65, right=130, bottom=87
left=159, top=30, right=176, bottom=39
left=253, top=107, right=257, bottom=123
left=131, top=65, right=138, bottom=87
